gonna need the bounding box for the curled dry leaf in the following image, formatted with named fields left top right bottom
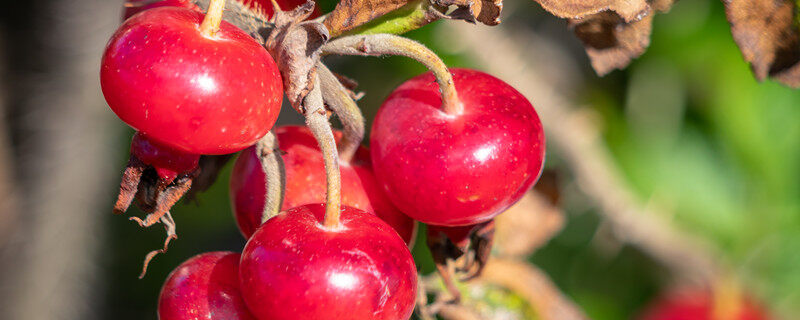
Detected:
left=724, top=0, right=800, bottom=88
left=112, top=154, right=192, bottom=278
left=569, top=0, right=674, bottom=76
left=427, top=221, right=495, bottom=302
left=433, top=0, right=503, bottom=26
left=323, top=0, right=411, bottom=36
left=533, top=0, right=648, bottom=22
left=266, top=1, right=330, bottom=112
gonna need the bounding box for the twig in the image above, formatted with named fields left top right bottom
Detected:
left=255, top=131, right=285, bottom=223
left=442, top=22, right=718, bottom=283
left=317, top=63, right=364, bottom=162
left=303, top=76, right=342, bottom=227
left=323, top=34, right=462, bottom=114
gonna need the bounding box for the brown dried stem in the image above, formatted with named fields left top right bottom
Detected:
left=303, top=77, right=342, bottom=228
left=255, top=131, right=286, bottom=223
left=137, top=211, right=178, bottom=279
left=317, top=63, right=364, bottom=162
left=322, top=33, right=463, bottom=114
left=199, top=0, right=227, bottom=37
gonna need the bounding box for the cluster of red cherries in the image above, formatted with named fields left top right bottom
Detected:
left=103, top=0, right=545, bottom=319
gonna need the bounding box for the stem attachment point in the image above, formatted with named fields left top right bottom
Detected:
left=323, top=33, right=463, bottom=115
left=199, top=0, right=227, bottom=37
left=304, top=76, right=342, bottom=228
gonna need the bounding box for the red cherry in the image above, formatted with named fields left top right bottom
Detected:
left=130, top=132, right=200, bottom=182
left=229, top=125, right=417, bottom=244
left=101, top=7, right=283, bottom=155
left=638, top=289, right=770, bottom=320
left=122, top=0, right=200, bottom=20
left=370, top=68, right=545, bottom=226
left=239, top=204, right=417, bottom=320
left=158, top=251, right=256, bottom=320
left=239, top=0, right=321, bottom=18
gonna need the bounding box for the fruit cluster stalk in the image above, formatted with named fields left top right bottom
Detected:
left=303, top=78, right=342, bottom=228
left=323, top=33, right=463, bottom=115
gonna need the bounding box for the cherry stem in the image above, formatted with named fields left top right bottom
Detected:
left=317, top=63, right=364, bottom=163
left=255, top=131, right=285, bottom=223
left=304, top=77, right=342, bottom=228
left=322, top=33, right=463, bottom=115
left=199, top=0, right=227, bottom=37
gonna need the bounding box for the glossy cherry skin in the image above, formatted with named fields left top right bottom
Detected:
left=240, top=0, right=321, bottom=18
left=638, top=289, right=770, bottom=320
left=122, top=0, right=199, bottom=20
left=131, top=132, right=200, bottom=182
left=239, top=204, right=418, bottom=320
left=371, top=68, right=545, bottom=226
left=229, top=125, right=417, bottom=244
left=102, top=7, right=283, bottom=155
left=158, top=251, right=256, bottom=320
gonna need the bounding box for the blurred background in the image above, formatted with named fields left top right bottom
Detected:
left=0, top=0, right=797, bottom=319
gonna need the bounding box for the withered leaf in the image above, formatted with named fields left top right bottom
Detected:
left=724, top=0, right=800, bottom=88
left=323, top=0, right=410, bottom=36
left=534, top=0, right=649, bottom=22
left=569, top=0, right=674, bottom=76
left=266, top=1, right=330, bottom=112
left=434, top=0, right=503, bottom=26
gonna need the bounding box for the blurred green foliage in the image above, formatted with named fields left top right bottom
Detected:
left=100, top=0, right=798, bottom=319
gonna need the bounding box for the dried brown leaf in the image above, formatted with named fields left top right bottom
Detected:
left=323, top=0, right=411, bottom=36
left=266, top=2, right=330, bottom=112
left=724, top=0, right=800, bottom=88
left=534, top=0, right=649, bottom=22
left=569, top=0, right=674, bottom=75
left=570, top=11, right=652, bottom=75
left=434, top=0, right=503, bottom=25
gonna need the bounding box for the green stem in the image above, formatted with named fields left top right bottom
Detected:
left=199, top=0, right=226, bottom=37
left=303, top=77, right=342, bottom=228
left=317, top=63, right=364, bottom=163
left=256, top=131, right=285, bottom=223
left=342, top=1, right=439, bottom=37
left=323, top=34, right=463, bottom=115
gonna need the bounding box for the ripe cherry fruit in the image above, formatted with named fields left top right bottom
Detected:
left=122, top=0, right=199, bottom=20
left=229, top=125, right=417, bottom=245
left=239, top=204, right=417, bottom=320
left=371, top=68, right=545, bottom=226
left=638, top=288, right=770, bottom=320
left=101, top=7, right=283, bottom=155
left=159, top=251, right=255, bottom=320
